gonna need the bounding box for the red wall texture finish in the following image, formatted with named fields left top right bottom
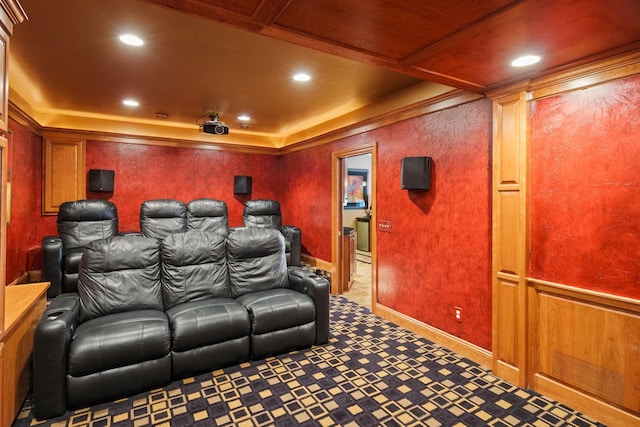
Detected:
left=530, top=75, right=640, bottom=299
left=6, top=119, right=57, bottom=281
left=280, top=142, right=335, bottom=259
left=283, top=99, right=493, bottom=349
left=86, top=140, right=282, bottom=232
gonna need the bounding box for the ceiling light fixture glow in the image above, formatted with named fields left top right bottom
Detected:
left=119, top=34, right=144, bottom=47
left=293, top=73, right=311, bottom=82
left=122, top=99, right=139, bottom=107
left=511, top=54, right=541, bottom=67
left=238, top=114, right=251, bottom=121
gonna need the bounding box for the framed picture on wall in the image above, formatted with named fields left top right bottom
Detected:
left=344, top=168, right=368, bottom=209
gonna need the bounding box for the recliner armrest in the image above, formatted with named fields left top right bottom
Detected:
left=33, top=293, right=81, bottom=420
left=41, top=236, right=63, bottom=298
left=282, top=225, right=301, bottom=266
left=288, top=266, right=329, bottom=344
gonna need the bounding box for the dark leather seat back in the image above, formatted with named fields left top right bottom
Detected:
left=226, top=227, right=288, bottom=297
left=78, top=235, right=164, bottom=321
left=187, top=198, right=228, bottom=235
left=58, top=199, right=118, bottom=250
left=42, top=199, right=119, bottom=295
left=242, top=199, right=283, bottom=231
left=160, top=230, right=230, bottom=309
left=140, top=199, right=187, bottom=239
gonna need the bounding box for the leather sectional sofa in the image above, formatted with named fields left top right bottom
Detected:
left=33, top=227, right=329, bottom=420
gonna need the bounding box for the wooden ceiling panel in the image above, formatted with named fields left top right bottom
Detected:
left=408, top=0, right=640, bottom=88
left=272, top=0, right=515, bottom=61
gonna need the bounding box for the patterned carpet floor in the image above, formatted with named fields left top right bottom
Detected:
left=13, top=295, right=605, bottom=427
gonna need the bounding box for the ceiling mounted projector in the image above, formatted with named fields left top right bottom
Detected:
left=197, top=111, right=229, bottom=135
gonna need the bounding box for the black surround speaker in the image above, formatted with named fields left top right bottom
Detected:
left=88, top=169, right=114, bottom=192
left=401, top=157, right=431, bottom=190
left=234, top=175, right=252, bottom=194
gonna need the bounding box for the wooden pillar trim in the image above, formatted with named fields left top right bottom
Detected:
left=491, top=91, right=530, bottom=387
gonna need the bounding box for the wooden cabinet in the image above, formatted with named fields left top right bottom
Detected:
left=342, top=227, right=356, bottom=293
left=2, top=284, right=48, bottom=427
left=43, top=137, right=86, bottom=214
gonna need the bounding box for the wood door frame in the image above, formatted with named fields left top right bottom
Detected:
left=331, top=142, right=377, bottom=311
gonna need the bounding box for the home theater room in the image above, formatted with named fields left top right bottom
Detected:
left=0, top=0, right=638, bottom=426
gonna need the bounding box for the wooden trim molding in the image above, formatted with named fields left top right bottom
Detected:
left=300, top=254, right=332, bottom=273
left=375, top=303, right=492, bottom=370
left=529, top=49, right=640, bottom=100
left=281, top=89, right=484, bottom=155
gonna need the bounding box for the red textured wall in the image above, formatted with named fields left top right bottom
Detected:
left=4, top=129, right=282, bottom=284
left=86, top=140, right=282, bottom=232
left=283, top=99, right=493, bottom=349
left=530, top=76, right=640, bottom=299
left=280, top=142, right=335, bottom=258
left=6, top=119, right=57, bottom=282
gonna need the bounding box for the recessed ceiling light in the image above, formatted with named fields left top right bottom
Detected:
left=293, top=73, right=311, bottom=82
left=119, top=34, right=144, bottom=47
left=122, top=99, right=139, bottom=107
left=238, top=114, right=251, bottom=121
left=511, top=55, right=541, bottom=67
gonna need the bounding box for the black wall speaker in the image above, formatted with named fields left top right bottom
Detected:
left=88, top=169, right=114, bottom=192
left=401, top=157, right=431, bottom=190
left=234, top=175, right=252, bottom=194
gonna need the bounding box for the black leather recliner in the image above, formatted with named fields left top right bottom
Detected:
left=33, top=227, right=329, bottom=420
left=34, top=235, right=172, bottom=418
left=186, top=198, right=228, bottom=235
left=41, top=199, right=119, bottom=298
left=140, top=199, right=187, bottom=239
left=243, top=199, right=302, bottom=266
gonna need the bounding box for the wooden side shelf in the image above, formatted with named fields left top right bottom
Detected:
left=1, top=282, right=48, bottom=427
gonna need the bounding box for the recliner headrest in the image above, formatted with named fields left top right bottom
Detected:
left=140, top=199, right=187, bottom=218
left=140, top=199, right=188, bottom=239
left=58, top=199, right=117, bottom=222
left=187, top=198, right=227, bottom=217
left=243, top=199, right=281, bottom=216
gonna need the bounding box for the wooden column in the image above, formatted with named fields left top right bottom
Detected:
left=490, top=89, right=530, bottom=386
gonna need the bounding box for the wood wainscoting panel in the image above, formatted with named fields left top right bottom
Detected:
left=529, top=279, right=640, bottom=424
left=494, top=274, right=519, bottom=368
left=495, top=191, right=520, bottom=275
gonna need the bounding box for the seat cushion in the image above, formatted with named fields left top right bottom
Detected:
left=236, top=288, right=315, bottom=335
left=69, top=310, right=170, bottom=377
left=166, top=298, right=250, bottom=352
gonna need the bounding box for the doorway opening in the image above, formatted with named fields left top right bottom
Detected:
left=331, top=143, right=376, bottom=312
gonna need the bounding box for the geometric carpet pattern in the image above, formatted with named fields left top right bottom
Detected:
left=13, top=295, right=605, bottom=427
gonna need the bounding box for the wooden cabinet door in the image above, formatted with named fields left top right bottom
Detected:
left=43, top=137, right=86, bottom=214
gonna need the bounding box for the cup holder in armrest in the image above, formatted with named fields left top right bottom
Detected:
left=46, top=311, right=65, bottom=320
